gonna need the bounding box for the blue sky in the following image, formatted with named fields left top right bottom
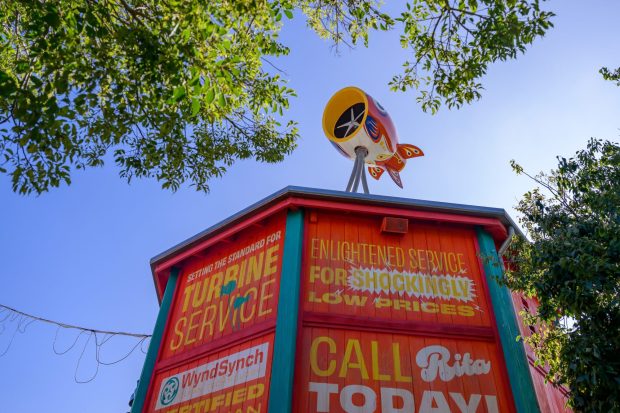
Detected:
left=1, top=2, right=619, bottom=412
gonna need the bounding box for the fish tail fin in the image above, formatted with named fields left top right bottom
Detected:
left=397, top=143, right=424, bottom=159
left=386, top=167, right=403, bottom=188
left=368, top=166, right=385, bottom=180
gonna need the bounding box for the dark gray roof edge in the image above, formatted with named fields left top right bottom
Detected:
left=150, top=186, right=522, bottom=269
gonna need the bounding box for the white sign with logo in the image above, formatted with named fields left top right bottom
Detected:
left=156, top=342, right=269, bottom=410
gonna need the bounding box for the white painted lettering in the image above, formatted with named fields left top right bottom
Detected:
left=381, top=387, right=414, bottom=413
left=416, top=345, right=491, bottom=382
left=450, top=392, right=481, bottom=413
left=340, top=385, right=377, bottom=413
left=420, top=391, right=450, bottom=413
left=309, top=382, right=338, bottom=412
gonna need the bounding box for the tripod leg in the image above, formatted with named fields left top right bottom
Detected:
left=346, top=154, right=361, bottom=192
left=352, top=150, right=365, bottom=192
left=360, top=164, right=369, bottom=194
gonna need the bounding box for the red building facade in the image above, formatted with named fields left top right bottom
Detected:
left=130, top=187, right=569, bottom=413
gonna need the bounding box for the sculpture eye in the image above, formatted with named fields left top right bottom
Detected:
left=373, top=97, right=388, bottom=116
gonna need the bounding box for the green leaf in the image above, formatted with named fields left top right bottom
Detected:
left=205, top=88, right=215, bottom=104
left=43, top=9, right=61, bottom=28
left=172, top=85, right=186, bottom=101
left=191, top=98, right=200, bottom=117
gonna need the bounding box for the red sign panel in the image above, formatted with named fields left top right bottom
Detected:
left=160, top=212, right=286, bottom=360
left=304, top=212, right=492, bottom=326
left=294, top=328, right=512, bottom=413
left=148, top=333, right=274, bottom=413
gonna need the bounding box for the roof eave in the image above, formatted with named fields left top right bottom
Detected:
left=149, top=186, right=522, bottom=300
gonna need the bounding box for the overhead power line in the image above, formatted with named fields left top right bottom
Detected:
left=0, top=303, right=151, bottom=383
left=0, top=304, right=151, bottom=338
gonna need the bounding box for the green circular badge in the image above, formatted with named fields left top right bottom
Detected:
left=160, top=377, right=179, bottom=406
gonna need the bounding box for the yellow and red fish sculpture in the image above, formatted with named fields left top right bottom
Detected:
left=322, top=86, right=424, bottom=188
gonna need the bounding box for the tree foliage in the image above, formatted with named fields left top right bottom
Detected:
left=0, top=0, right=553, bottom=194
left=0, top=0, right=298, bottom=194
left=506, top=139, right=620, bottom=411
left=302, top=0, right=554, bottom=113
left=600, top=66, right=620, bottom=86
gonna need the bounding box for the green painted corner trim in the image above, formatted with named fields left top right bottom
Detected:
left=476, top=228, right=540, bottom=413
left=131, top=267, right=180, bottom=413
left=268, top=209, right=304, bottom=413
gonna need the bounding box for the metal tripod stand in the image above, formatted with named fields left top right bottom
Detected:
left=345, top=147, right=369, bottom=194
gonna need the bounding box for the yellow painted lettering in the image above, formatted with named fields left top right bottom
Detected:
left=393, top=342, right=412, bottom=383
left=257, top=279, right=275, bottom=317
left=310, top=336, right=336, bottom=377
left=207, top=272, right=223, bottom=302
left=169, top=317, right=187, bottom=351
left=311, top=238, right=319, bottom=259
left=240, top=287, right=258, bottom=322
left=264, top=245, right=279, bottom=277
left=339, top=339, right=369, bottom=380
left=199, top=304, right=216, bottom=339
left=181, top=284, right=195, bottom=312
left=309, top=265, right=321, bottom=283
left=371, top=341, right=391, bottom=381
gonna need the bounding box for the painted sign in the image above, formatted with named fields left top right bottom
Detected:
left=304, top=212, right=492, bottom=326
left=160, top=213, right=286, bottom=360
left=294, top=328, right=512, bottom=413
left=148, top=334, right=274, bottom=413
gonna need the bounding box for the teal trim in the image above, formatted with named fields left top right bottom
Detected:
left=131, top=267, right=180, bottom=413
left=268, top=210, right=304, bottom=413
left=476, top=228, right=540, bottom=413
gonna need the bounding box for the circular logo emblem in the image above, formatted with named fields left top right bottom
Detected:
left=160, top=377, right=179, bottom=406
